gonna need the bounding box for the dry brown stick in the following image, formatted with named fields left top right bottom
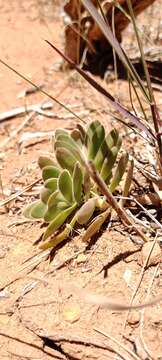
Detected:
left=0, top=178, right=41, bottom=207
left=0, top=111, right=36, bottom=148
left=0, top=102, right=53, bottom=122
left=87, top=161, right=149, bottom=242
left=0, top=266, right=37, bottom=292
left=19, top=251, right=50, bottom=272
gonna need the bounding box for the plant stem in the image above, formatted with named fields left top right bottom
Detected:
left=86, top=161, right=148, bottom=242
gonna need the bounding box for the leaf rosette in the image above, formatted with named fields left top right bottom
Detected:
left=23, top=121, right=130, bottom=249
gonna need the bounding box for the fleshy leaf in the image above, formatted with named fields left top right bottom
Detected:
left=86, top=120, right=102, bottom=144
left=58, top=170, right=73, bottom=204
left=109, top=152, right=129, bottom=193
left=38, top=156, right=55, bottom=169
left=30, top=201, right=47, bottom=219
left=40, top=227, right=70, bottom=249
left=76, top=123, right=86, bottom=142
left=55, top=129, right=69, bottom=139
left=40, top=188, right=52, bottom=204
left=55, top=140, right=82, bottom=163
left=23, top=201, right=40, bottom=219
left=82, top=209, right=110, bottom=242
left=42, top=166, right=60, bottom=181
left=43, top=203, right=77, bottom=240
left=56, top=147, right=78, bottom=173
left=73, top=162, right=83, bottom=204
left=83, top=171, right=91, bottom=199
left=71, top=129, right=83, bottom=146
left=106, top=129, right=120, bottom=149
left=100, top=146, right=118, bottom=180
left=94, top=140, right=113, bottom=172
left=44, top=201, right=68, bottom=222
left=44, top=178, right=58, bottom=192
left=76, top=198, right=96, bottom=224
left=40, top=216, right=77, bottom=249
left=47, top=190, right=67, bottom=209
left=87, top=123, right=105, bottom=160
left=120, top=159, right=134, bottom=207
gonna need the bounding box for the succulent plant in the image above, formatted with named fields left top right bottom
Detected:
left=23, top=120, right=129, bottom=249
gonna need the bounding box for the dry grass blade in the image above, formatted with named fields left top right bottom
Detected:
left=0, top=178, right=41, bottom=207
left=0, top=58, right=86, bottom=124
left=81, top=0, right=149, bottom=101
left=45, top=40, right=154, bottom=139
left=94, top=328, right=141, bottom=360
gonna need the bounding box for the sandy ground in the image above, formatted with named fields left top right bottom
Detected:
left=0, top=1, right=162, bottom=359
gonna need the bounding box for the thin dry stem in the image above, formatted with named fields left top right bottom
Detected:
left=87, top=161, right=149, bottom=242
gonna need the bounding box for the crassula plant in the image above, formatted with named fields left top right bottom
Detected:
left=23, top=120, right=129, bottom=249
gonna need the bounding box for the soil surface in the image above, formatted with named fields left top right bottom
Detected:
left=0, top=1, right=162, bottom=360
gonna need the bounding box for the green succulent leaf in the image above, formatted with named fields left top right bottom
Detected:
left=120, top=159, right=134, bottom=207
left=87, top=123, right=105, bottom=160
left=55, top=133, right=79, bottom=149
left=38, top=156, right=56, bottom=169
left=71, top=129, right=84, bottom=146
left=56, top=147, right=78, bottom=173
left=94, top=140, right=113, bottom=172
left=76, top=123, right=86, bottom=142
left=55, top=140, right=82, bottom=163
left=76, top=198, right=96, bottom=225
left=82, top=209, right=110, bottom=242
left=106, top=128, right=120, bottom=149
left=47, top=190, right=67, bottom=209
left=40, top=227, right=70, bottom=250
left=40, top=216, right=77, bottom=250
left=58, top=170, right=73, bottom=204
left=40, top=188, right=52, bottom=204
left=44, top=201, right=68, bottom=222
left=100, top=146, right=118, bottom=181
left=73, top=162, right=83, bottom=204
left=44, top=178, right=58, bottom=192
left=55, top=129, right=69, bottom=139
left=83, top=171, right=91, bottom=199
left=42, top=165, right=60, bottom=181
left=29, top=200, right=47, bottom=219
left=43, top=203, right=77, bottom=240
left=23, top=201, right=40, bottom=219
left=109, top=152, right=129, bottom=193
left=86, top=120, right=102, bottom=144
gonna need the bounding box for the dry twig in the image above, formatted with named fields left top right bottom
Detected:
left=87, top=161, right=149, bottom=242
left=0, top=102, right=53, bottom=123
left=0, top=178, right=41, bottom=207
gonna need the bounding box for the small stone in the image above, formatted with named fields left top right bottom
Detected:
left=138, top=242, right=161, bottom=268
left=62, top=303, right=80, bottom=323
left=127, top=311, right=140, bottom=326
